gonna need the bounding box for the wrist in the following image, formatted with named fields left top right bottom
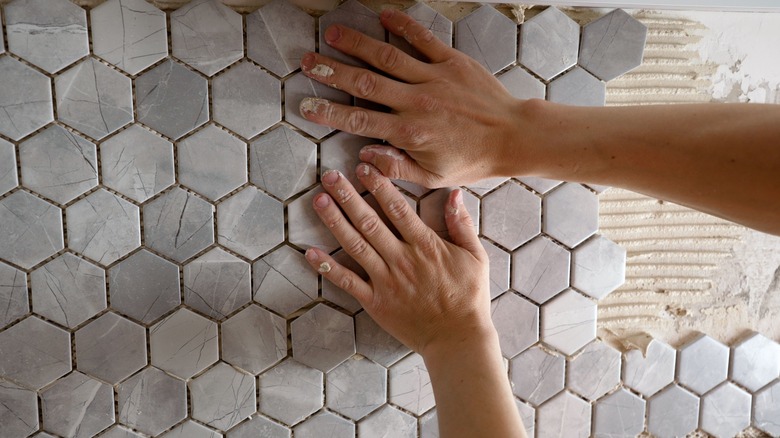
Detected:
left=421, top=320, right=500, bottom=368
left=495, top=98, right=554, bottom=178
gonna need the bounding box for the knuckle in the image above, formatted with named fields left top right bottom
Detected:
left=339, top=273, right=355, bottom=291
left=416, top=231, right=440, bottom=257
left=350, top=32, right=365, bottom=53
left=356, top=71, right=377, bottom=97
left=346, top=236, right=369, bottom=256
left=399, top=123, right=426, bottom=147
left=336, top=188, right=354, bottom=204
left=386, top=198, right=410, bottom=222
left=358, top=214, right=381, bottom=236
left=412, top=93, right=438, bottom=113
left=347, top=109, right=371, bottom=134
left=378, top=44, right=401, bottom=71
left=326, top=214, right=344, bottom=229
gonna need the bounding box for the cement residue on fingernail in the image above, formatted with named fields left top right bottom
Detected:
left=361, top=165, right=370, bottom=176
left=318, top=262, right=332, bottom=273
left=300, top=97, right=329, bottom=114
left=310, top=64, right=335, bottom=77
left=447, top=205, right=459, bottom=216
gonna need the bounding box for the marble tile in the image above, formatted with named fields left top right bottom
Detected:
left=482, top=181, right=541, bottom=250
left=355, top=311, right=411, bottom=367
left=100, top=125, right=175, bottom=203
left=247, top=0, right=315, bottom=77
left=647, top=384, right=699, bottom=438
left=178, top=125, right=247, bottom=201
left=228, top=415, right=291, bottom=438
left=160, top=420, right=222, bottom=438
left=592, top=388, right=645, bottom=438
left=291, top=303, right=356, bottom=372
left=41, top=371, right=114, bottom=438
left=322, top=132, right=380, bottom=193
left=541, top=289, right=596, bottom=356
left=66, top=189, right=141, bottom=266
left=731, top=332, right=780, bottom=392
left=542, top=183, right=599, bottom=248
left=548, top=66, right=606, bottom=106
left=258, top=359, right=323, bottom=426
left=0, top=190, right=63, bottom=269
left=510, top=346, right=565, bottom=406
left=516, top=399, right=537, bottom=438
left=135, top=59, right=209, bottom=139
left=511, top=235, right=570, bottom=304
left=455, top=5, right=517, bottom=74
left=326, top=356, right=386, bottom=421
left=108, top=250, right=181, bottom=325
left=0, top=56, right=53, bottom=141
left=283, top=72, right=351, bottom=139
left=394, top=179, right=431, bottom=198
left=287, top=186, right=341, bottom=252
left=321, top=250, right=364, bottom=314
left=466, top=177, right=508, bottom=196
left=221, top=305, right=286, bottom=375
left=75, top=312, right=147, bottom=384
left=754, top=379, right=780, bottom=436
left=183, top=248, right=251, bottom=320
left=0, top=9, right=4, bottom=53
left=190, top=362, right=257, bottom=431
left=142, top=187, right=215, bottom=263
left=586, top=183, right=611, bottom=194
left=491, top=292, right=539, bottom=358
left=482, top=238, right=511, bottom=299
left=566, top=340, right=621, bottom=401
left=390, top=2, right=452, bottom=61
left=420, top=187, right=480, bottom=240
left=0, top=379, right=39, bottom=437
left=31, top=253, right=106, bottom=328
left=579, top=9, right=648, bottom=81
left=250, top=125, right=317, bottom=201
left=90, top=0, right=168, bottom=75
left=217, top=187, right=284, bottom=260
left=55, top=58, right=134, bottom=140
left=358, top=404, right=416, bottom=438
left=518, top=7, right=580, bottom=81
left=19, top=125, right=98, bottom=205
left=294, top=411, right=354, bottom=438
left=571, top=234, right=627, bottom=300
left=213, top=61, right=281, bottom=139
left=253, top=245, right=318, bottom=316
left=389, top=353, right=435, bottom=416
left=700, top=382, right=751, bottom=438
left=117, top=367, right=187, bottom=436
left=677, top=334, right=729, bottom=395
left=622, top=339, right=676, bottom=397
left=170, top=0, right=243, bottom=76
left=4, top=0, right=89, bottom=73
left=150, top=308, right=219, bottom=379
left=0, top=262, right=28, bottom=328
left=101, top=425, right=145, bottom=438
left=319, top=0, right=383, bottom=68
left=536, top=391, right=591, bottom=438
left=517, top=177, right=562, bottom=194
left=0, top=139, right=18, bottom=196
left=0, top=316, right=72, bottom=390
left=419, top=409, right=439, bottom=438
left=498, top=66, right=546, bottom=100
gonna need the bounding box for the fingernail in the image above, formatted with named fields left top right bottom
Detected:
left=322, top=169, right=340, bottom=186
left=359, top=147, right=376, bottom=163
left=305, top=248, right=317, bottom=261
left=325, top=25, right=341, bottom=44
left=381, top=9, right=394, bottom=19
left=447, top=190, right=462, bottom=216
left=301, top=53, right=316, bottom=71
left=357, top=163, right=371, bottom=177
left=300, top=97, right=328, bottom=117
left=314, top=193, right=331, bottom=208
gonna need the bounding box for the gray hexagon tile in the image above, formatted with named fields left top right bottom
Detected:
left=150, top=308, right=219, bottom=379
left=283, top=72, right=351, bottom=140
left=288, top=186, right=341, bottom=252
left=498, top=66, right=546, bottom=100
left=541, top=289, right=596, bottom=356
left=592, top=388, right=645, bottom=438
left=319, top=0, right=383, bottom=68
left=536, top=391, right=591, bottom=438
left=517, top=177, right=562, bottom=194
left=700, top=382, right=751, bottom=438
left=491, top=292, right=539, bottom=358
left=548, top=67, right=607, bottom=107
left=0, top=56, right=53, bottom=141
left=178, top=125, right=247, bottom=201
left=228, top=415, right=291, bottom=438
left=419, top=409, right=438, bottom=438
left=390, top=2, right=452, bottom=60
left=466, top=176, right=508, bottom=197
left=118, top=367, right=187, bottom=436
left=455, top=5, right=517, bottom=74
left=171, top=0, right=243, bottom=76
left=389, top=353, right=435, bottom=416
left=19, top=125, right=98, bottom=205
left=0, top=190, right=64, bottom=270
left=321, top=250, right=364, bottom=314
left=31, top=253, right=106, bottom=328
left=677, top=334, right=729, bottom=395
left=510, top=346, right=565, bottom=406
left=420, top=187, right=480, bottom=240
left=0, top=316, right=72, bottom=390
left=108, top=250, right=181, bottom=325
left=482, top=238, right=510, bottom=299
left=512, top=235, right=570, bottom=304
left=321, top=133, right=379, bottom=194
left=258, top=359, right=323, bottom=426
left=579, top=9, right=648, bottom=81
left=291, top=303, right=356, bottom=372
left=355, top=311, right=411, bottom=367
left=41, top=371, right=114, bottom=438
left=516, top=399, right=536, bottom=438
left=571, top=234, right=626, bottom=300
left=250, top=125, right=317, bottom=201
left=0, top=261, right=28, bottom=328
left=213, top=61, right=281, bottom=139
left=190, top=362, right=256, bottom=431
left=161, top=420, right=222, bottom=438
left=647, top=384, right=699, bottom=438
left=184, top=248, right=251, bottom=320
left=482, top=181, right=541, bottom=250
left=754, top=379, right=780, bottom=436
left=518, top=7, right=579, bottom=81
left=217, top=186, right=284, bottom=260
left=327, top=355, right=386, bottom=421
left=566, top=341, right=621, bottom=401
left=136, top=59, right=209, bottom=139
left=622, top=339, right=676, bottom=398
left=543, top=183, right=599, bottom=248
left=0, top=9, right=4, bottom=53
left=294, top=411, right=354, bottom=438
left=731, top=332, right=780, bottom=392
left=359, top=404, right=416, bottom=438
left=0, top=379, right=39, bottom=437
left=221, top=305, right=286, bottom=375
left=75, top=312, right=147, bottom=384
left=90, top=0, right=168, bottom=75
left=253, top=245, right=318, bottom=316
left=143, top=187, right=215, bottom=263
left=247, top=0, right=314, bottom=77
left=4, top=0, right=89, bottom=73
left=102, top=425, right=145, bottom=438
left=0, top=139, right=18, bottom=196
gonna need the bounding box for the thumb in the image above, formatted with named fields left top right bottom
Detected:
left=359, top=145, right=438, bottom=187
left=444, top=189, right=483, bottom=258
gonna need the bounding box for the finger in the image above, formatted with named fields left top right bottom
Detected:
left=380, top=9, right=454, bottom=64
left=300, top=98, right=414, bottom=143
left=444, top=189, right=484, bottom=258
left=359, top=145, right=439, bottom=186
left=305, top=248, right=372, bottom=304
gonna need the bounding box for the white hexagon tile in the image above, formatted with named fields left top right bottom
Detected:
left=0, top=2, right=775, bottom=437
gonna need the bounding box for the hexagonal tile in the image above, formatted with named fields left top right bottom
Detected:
left=222, top=305, right=286, bottom=375
left=542, top=183, right=599, bottom=248
left=510, top=346, right=565, bottom=406
left=579, top=9, right=647, bottom=81
left=466, top=177, right=508, bottom=197
left=491, top=292, right=539, bottom=358
left=250, top=126, right=317, bottom=201
left=358, top=405, right=416, bottom=438
left=541, top=289, right=596, bottom=356
left=108, top=250, right=180, bottom=325
left=622, top=339, right=676, bottom=397
left=213, top=61, right=281, bottom=139
left=143, top=187, right=215, bottom=263
left=288, top=186, right=341, bottom=252
left=548, top=67, right=606, bottom=107
left=498, top=66, right=546, bottom=100
left=160, top=420, right=222, bottom=438
left=75, top=312, right=147, bottom=384
left=482, top=238, right=510, bottom=299
left=171, top=0, right=243, bottom=76
left=390, top=2, right=452, bottom=60
left=101, top=425, right=145, bottom=438
left=482, top=181, right=541, bottom=250
left=516, top=399, right=536, bottom=438
left=0, top=379, right=38, bottom=437
left=0, top=191, right=63, bottom=269
left=455, top=5, right=517, bottom=74
left=100, top=125, right=175, bottom=203
left=355, top=311, right=411, bottom=367
left=571, top=235, right=626, bottom=300
left=0, top=139, right=18, bottom=196
left=190, top=362, right=256, bottom=431
left=648, top=384, right=699, bottom=438
left=118, top=367, right=187, bottom=436
left=55, top=58, right=133, bottom=140
left=512, top=236, right=570, bottom=304
left=31, top=253, right=106, bottom=328
left=0, top=56, right=53, bottom=141
left=419, top=409, right=438, bottom=438
left=19, top=125, right=98, bottom=204
left=90, top=0, right=168, bottom=75
left=184, top=248, right=251, bottom=320
left=217, top=186, right=284, bottom=260
left=247, top=0, right=314, bottom=77
left=327, top=356, right=386, bottom=420
left=731, top=332, right=780, bottom=392
left=291, top=303, right=356, bottom=372
left=321, top=250, right=364, bottom=314
left=518, top=7, right=579, bottom=81
left=294, top=411, right=354, bottom=438
left=0, top=316, right=71, bottom=389
left=420, top=188, right=480, bottom=240
left=754, top=379, right=780, bottom=436
left=253, top=245, right=317, bottom=316
left=258, top=359, right=323, bottom=426
left=319, top=0, right=383, bottom=68
left=566, top=341, right=621, bottom=401
left=41, top=371, right=114, bottom=437
left=283, top=71, right=351, bottom=140
left=677, top=334, right=729, bottom=395
left=4, top=0, right=88, bottom=73
left=136, top=59, right=209, bottom=139
left=150, top=308, right=219, bottom=380
left=229, top=415, right=290, bottom=438
left=0, top=9, right=4, bottom=54
left=178, top=125, right=247, bottom=201
left=389, top=353, right=434, bottom=416
left=321, top=133, right=378, bottom=194
left=537, top=391, right=591, bottom=437
left=593, top=388, right=645, bottom=438
left=700, top=382, right=751, bottom=438
left=0, top=262, right=28, bottom=328
left=517, top=177, right=562, bottom=194
left=66, top=189, right=141, bottom=265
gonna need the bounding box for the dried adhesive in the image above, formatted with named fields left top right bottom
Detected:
left=310, top=64, right=335, bottom=77
left=318, top=262, right=332, bottom=273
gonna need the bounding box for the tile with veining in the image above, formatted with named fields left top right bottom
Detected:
left=222, top=305, right=286, bottom=375
left=90, top=0, right=168, bottom=75
left=498, top=66, right=546, bottom=100
left=284, top=71, right=351, bottom=139
left=258, top=359, right=324, bottom=426
left=321, top=132, right=379, bottom=193
left=482, top=181, right=541, bottom=250
left=358, top=405, right=416, bottom=438
left=579, top=9, right=648, bottom=81
left=31, top=253, right=106, bottom=328
left=247, top=0, right=314, bottom=77
left=218, top=186, right=284, bottom=260
left=178, top=125, right=247, bottom=201
left=455, top=5, right=517, bottom=74
left=75, top=312, right=147, bottom=384
left=101, top=125, right=175, bottom=202
left=622, top=339, right=676, bottom=397
left=510, top=346, right=565, bottom=406
left=542, top=183, right=599, bottom=248
left=389, top=353, right=435, bottom=416
left=135, top=59, right=209, bottom=139
left=0, top=316, right=71, bottom=389
left=291, top=303, right=356, bottom=372
left=41, top=371, right=114, bottom=438
left=541, top=289, right=596, bottom=356
left=517, top=177, right=562, bottom=194
left=491, top=292, right=539, bottom=358
left=19, top=125, right=98, bottom=204
left=321, top=250, right=364, bottom=314
left=516, top=399, right=536, bottom=438
left=117, top=367, right=187, bottom=436
left=466, top=177, right=508, bottom=196
left=109, top=250, right=180, bottom=324
left=294, top=411, right=354, bottom=438
left=647, top=384, right=699, bottom=438
left=4, top=0, right=89, bottom=73
left=700, top=382, right=751, bottom=438
left=548, top=67, right=606, bottom=107
left=0, top=262, right=28, bottom=328
left=512, top=235, right=570, bottom=304
left=160, top=420, right=222, bottom=438
left=0, top=379, right=39, bottom=437
left=319, top=0, right=383, bottom=68
left=142, top=187, right=215, bottom=263
left=150, top=308, right=219, bottom=379
left=518, top=7, right=579, bottom=81
left=355, top=311, right=411, bottom=367
left=170, top=0, right=243, bottom=76
left=288, top=186, right=341, bottom=252
left=0, top=56, right=53, bottom=141
left=0, top=139, right=18, bottom=196
left=420, top=187, right=480, bottom=240
left=593, top=388, right=645, bottom=438
left=101, top=425, right=146, bottom=438
left=677, top=334, right=729, bottom=395
left=571, top=234, right=626, bottom=300
left=390, top=2, right=452, bottom=60
left=420, top=409, right=438, bottom=438
left=227, top=415, right=291, bottom=438
left=184, top=248, right=251, bottom=320
left=250, top=126, right=317, bottom=201
left=327, top=356, right=386, bottom=421
left=253, top=245, right=318, bottom=316
left=0, top=191, right=63, bottom=269
left=566, top=341, right=621, bottom=401
left=213, top=61, right=281, bottom=139
left=536, top=391, right=591, bottom=438
left=482, top=238, right=510, bottom=299
left=731, top=332, right=780, bottom=392
left=754, top=379, right=780, bottom=436
left=190, top=362, right=257, bottom=431
left=55, top=58, right=133, bottom=140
